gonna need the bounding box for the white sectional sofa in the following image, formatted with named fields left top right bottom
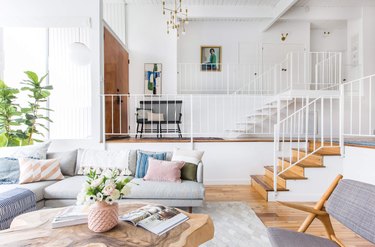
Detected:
left=0, top=150, right=205, bottom=210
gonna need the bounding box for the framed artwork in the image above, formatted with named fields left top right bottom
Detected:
left=200, top=46, right=222, bottom=71
left=144, top=63, right=162, bottom=95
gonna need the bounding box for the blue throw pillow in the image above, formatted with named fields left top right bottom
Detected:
left=135, top=152, right=166, bottom=178
left=0, top=157, right=20, bottom=184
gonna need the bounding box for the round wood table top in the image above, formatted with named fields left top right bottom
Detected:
left=0, top=202, right=214, bottom=247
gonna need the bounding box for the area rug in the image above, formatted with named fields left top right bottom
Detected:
left=194, top=202, right=271, bottom=247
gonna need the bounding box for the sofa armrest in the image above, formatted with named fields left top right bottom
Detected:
left=197, top=161, right=203, bottom=183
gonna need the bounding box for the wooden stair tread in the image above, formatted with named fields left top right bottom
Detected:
left=291, top=148, right=323, bottom=157
left=251, top=175, right=289, bottom=191
left=281, top=157, right=325, bottom=168
left=264, top=166, right=307, bottom=180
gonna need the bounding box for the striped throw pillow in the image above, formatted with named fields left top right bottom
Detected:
left=18, top=158, right=64, bottom=184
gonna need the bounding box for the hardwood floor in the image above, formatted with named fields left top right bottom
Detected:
left=205, top=185, right=374, bottom=247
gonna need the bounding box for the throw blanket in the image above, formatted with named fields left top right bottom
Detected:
left=0, top=188, right=36, bottom=230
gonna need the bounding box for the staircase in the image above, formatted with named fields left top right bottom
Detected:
left=227, top=98, right=294, bottom=135
left=251, top=141, right=341, bottom=201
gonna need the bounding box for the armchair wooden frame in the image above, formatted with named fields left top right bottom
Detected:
left=278, top=174, right=345, bottom=247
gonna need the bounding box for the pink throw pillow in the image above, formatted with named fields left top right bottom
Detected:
left=144, top=158, right=185, bottom=183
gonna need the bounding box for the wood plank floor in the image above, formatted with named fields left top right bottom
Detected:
left=205, top=185, right=374, bottom=247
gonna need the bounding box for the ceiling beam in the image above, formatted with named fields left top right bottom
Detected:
left=262, top=0, right=299, bottom=32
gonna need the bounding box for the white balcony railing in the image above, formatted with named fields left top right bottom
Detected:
left=178, top=52, right=342, bottom=95
left=102, top=94, right=275, bottom=142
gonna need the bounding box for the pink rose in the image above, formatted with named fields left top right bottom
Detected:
left=102, top=183, right=116, bottom=196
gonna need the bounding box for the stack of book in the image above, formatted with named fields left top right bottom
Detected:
left=51, top=206, right=88, bottom=228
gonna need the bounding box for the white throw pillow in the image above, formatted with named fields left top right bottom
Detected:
left=0, top=142, right=51, bottom=159
left=171, top=148, right=204, bottom=165
left=147, top=112, right=164, bottom=122
left=76, top=149, right=132, bottom=176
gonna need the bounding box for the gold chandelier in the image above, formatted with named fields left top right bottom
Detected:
left=162, top=0, right=189, bottom=38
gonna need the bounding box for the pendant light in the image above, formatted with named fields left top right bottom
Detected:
left=69, top=28, right=91, bottom=66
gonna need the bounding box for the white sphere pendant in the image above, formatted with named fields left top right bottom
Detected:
left=69, top=42, right=91, bottom=66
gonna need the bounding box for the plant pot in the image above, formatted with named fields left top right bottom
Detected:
left=88, top=201, right=119, bottom=233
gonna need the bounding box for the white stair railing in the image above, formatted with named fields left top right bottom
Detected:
left=273, top=95, right=341, bottom=192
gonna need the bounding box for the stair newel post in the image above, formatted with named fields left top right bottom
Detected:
left=273, top=98, right=282, bottom=194
left=305, top=97, right=310, bottom=152
left=339, top=84, right=345, bottom=156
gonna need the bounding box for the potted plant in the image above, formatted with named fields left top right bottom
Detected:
left=76, top=169, right=133, bottom=233
left=0, top=71, right=53, bottom=147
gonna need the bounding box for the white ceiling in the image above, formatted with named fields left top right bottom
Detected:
left=189, top=17, right=269, bottom=22
left=125, top=0, right=281, bottom=6
left=296, top=0, right=375, bottom=7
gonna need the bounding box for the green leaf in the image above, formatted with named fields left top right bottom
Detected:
left=0, top=133, right=8, bottom=147
left=24, top=71, right=39, bottom=83
left=42, top=85, right=53, bottom=90
left=39, top=73, right=49, bottom=84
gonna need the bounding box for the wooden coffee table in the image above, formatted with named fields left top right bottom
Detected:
left=0, top=202, right=214, bottom=247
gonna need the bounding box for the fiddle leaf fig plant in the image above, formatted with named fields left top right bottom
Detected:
left=0, top=81, right=23, bottom=146
left=0, top=71, right=53, bottom=147
left=21, top=71, right=53, bottom=145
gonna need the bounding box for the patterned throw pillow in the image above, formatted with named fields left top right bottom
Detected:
left=76, top=149, right=132, bottom=176
left=18, top=158, right=64, bottom=184
left=0, top=158, right=20, bottom=184
left=135, top=151, right=166, bottom=178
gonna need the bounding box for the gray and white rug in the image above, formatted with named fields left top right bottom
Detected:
left=194, top=202, right=271, bottom=247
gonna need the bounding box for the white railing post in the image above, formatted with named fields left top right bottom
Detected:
left=339, top=84, right=345, bottom=156
left=190, top=94, right=194, bottom=149
left=273, top=125, right=279, bottom=193
left=102, top=95, right=106, bottom=149
left=273, top=97, right=281, bottom=192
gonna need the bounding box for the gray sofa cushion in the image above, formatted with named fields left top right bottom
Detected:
left=44, top=176, right=86, bottom=199
left=124, top=178, right=205, bottom=200
left=0, top=180, right=57, bottom=202
left=44, top=176, right=204, bottom=201
left=326, top=179, right=375, bottom=244
left=47, top=150, right=77, bottom=176
left=267, top=228, right=338, bottom=247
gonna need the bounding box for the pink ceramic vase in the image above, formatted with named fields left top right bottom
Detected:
left=88, top=201, right=119, bottom=232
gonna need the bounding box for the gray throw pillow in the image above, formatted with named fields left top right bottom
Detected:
left=0, top=158, right=20, bottom=184
left=47, top=150, right=77, bottom=176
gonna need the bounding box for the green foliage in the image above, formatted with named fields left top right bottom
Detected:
left=0, top=71, right=53, bottom=147
left=0, top=80, right=23, bottom=146
left=20, top=71, right=53, bottom=145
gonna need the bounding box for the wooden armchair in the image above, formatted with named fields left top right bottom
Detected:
left=267, top=175, right=375, bottom=247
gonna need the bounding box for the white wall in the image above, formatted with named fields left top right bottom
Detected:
left=311, top=28, right=347, bottom=52
left=343, top=146, right=375, bottom=185
left=178, top=20, right=310, bottom=64
left=126, top=4, right=177, bottom=94
left=362, top=7, right=375, bottom=76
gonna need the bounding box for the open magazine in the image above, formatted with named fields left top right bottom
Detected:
left=119, top=205, right=189, bottom=236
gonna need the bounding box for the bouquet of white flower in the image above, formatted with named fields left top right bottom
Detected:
left=76, top=168, right=133, bottom=205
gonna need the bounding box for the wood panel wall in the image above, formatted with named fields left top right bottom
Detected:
left=104, top=27, right=129, bottom=137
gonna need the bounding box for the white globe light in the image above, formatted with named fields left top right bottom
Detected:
left=69, top=42, right=91, bottom=66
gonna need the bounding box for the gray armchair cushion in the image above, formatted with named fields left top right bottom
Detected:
left=267, top=228, right=338, bottom=247
left=326, top=179, right=375, bottom=244
left=47, top=150, right=77, bottom=176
